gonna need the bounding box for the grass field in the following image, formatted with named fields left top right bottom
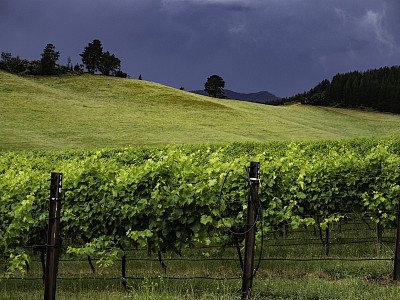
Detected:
left=2, top=71, right=400, bottom=151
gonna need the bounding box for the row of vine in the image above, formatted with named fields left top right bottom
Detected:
left=1, top=138, right=400, bottom=275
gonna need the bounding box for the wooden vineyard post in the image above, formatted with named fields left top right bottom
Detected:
left=394, top=191, right=400, bottom=281
left=241, top=162, right=260, bottom=300
left=44, top=172, right=62, bottom=300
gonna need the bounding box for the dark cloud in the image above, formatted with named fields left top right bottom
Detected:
left=1, top=0, right=399, bottom=97
left=162, top=0, right=256, bottom=11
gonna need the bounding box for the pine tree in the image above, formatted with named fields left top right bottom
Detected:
left=80, top=39, right=103, bottom=74
left=40, top=44, right=60, bottom=75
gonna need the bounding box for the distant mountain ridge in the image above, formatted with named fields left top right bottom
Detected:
left=190, top=89, right=279, bottom=103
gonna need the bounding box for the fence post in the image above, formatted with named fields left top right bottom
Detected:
left=325, top=227, right=330, bottom=256
left=44, top=172, right=62, bottom=300
left=377, top=223, right=383, bottom=255
left=241, top=162, right=260, bottom=300
left=147, top=240, right=152, bottom=257
left=394, top=191, right=400, bottom=281
left=122, top=253, right=127, bottom=290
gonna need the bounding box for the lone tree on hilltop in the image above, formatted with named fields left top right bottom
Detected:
left=204, top=75, right=225, bottom=98
left=80, top=39, right=103, bottom=74
left=40, top=43, right=60, bottom=75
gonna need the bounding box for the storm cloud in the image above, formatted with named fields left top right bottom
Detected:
left=1, top=0, right=399, bottom=96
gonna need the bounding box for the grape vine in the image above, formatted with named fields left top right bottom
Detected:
left=1, top=139, right=400, bottom=275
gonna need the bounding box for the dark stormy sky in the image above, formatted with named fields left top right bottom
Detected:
left=1, top=0, right=399, bottom=97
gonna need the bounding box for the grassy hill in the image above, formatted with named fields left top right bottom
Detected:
left=2, top=70, right=400, bottom=151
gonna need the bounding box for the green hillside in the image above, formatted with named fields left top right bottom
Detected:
left=1, top=70, right=400, bottom=151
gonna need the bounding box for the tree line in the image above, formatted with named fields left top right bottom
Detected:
left=270, top=66, right=400, bottom=113
left=0, top=39, right=127, bottom=78
left=1, top=39, right=229, bottom=94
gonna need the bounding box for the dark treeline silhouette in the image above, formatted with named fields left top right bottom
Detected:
left=0, top=40, right=127, bottom=78
left=270, top=66, right=400, bottom=113
left=0, top=48, right=84, bottom=76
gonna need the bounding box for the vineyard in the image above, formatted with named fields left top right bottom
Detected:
left=2, top=137, right=400, bottom=298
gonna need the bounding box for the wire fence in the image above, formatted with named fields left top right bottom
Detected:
left=2, top=210, right=397, bottom=279
left=1, top=162, right=400, bottom=299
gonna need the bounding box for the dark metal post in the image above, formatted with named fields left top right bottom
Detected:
left=283, top=223, right=288, bottom=238
left=241, top=162, right=260, bottom=300
left=325, top=227, right=330, bottom=256
left=122, top=254, right=127, bottom=290
left=377, top=223, right=383, bottom=255
left=147, top=240, right=152, bottom=257
left=44, top=172, right=62, bottom=300
left=41, top=250, right=46, bottom=284
left=394, top=192, right=400, bottom=281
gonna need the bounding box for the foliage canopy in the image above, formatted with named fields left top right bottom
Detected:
left=0, top=39, right=127, bottom=77
left=40, top=43, right=60, bottom=75
left=204, top=74, right=225, bottom=98
left=80, top=39, right=127, bottom=77
left=1, top=138, right=400, bottom=275
left=80, top=39, right=103, bottom=74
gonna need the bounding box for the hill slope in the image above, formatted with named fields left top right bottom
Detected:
left=190, top=89, right=279, bottom=103
left=1, top=71, right=400, bottom=151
